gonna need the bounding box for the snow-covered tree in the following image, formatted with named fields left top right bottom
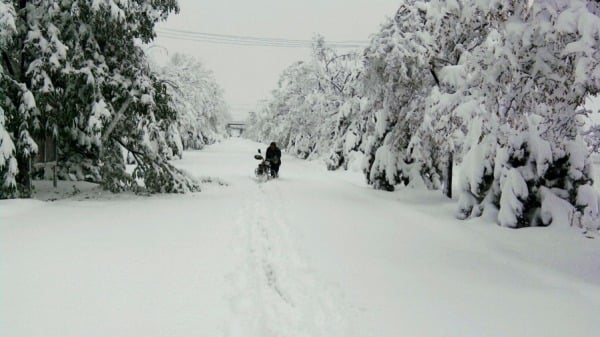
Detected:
left=0, top=0, right=18, bottom=198
left=358, top=1, right=493, bottom=193
left=360, top=3, right=438, bottom=191
left=0, top=0, right=201, bottom=197
left=249, top=0, right=600, bottom=233
left=324, top=94, right=369, bottom=171
left=246, top=36, right=362, bottom=161
left=456, top=0, right=600, bottom=230
left=309, top=37, right=363, bottom=160
left=152, top=53, right=230, bottom=154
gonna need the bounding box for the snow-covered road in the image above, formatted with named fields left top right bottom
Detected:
left=2, top=138, right=600, bottom=337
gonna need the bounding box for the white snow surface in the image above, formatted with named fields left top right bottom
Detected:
left=1, top=138, right=599, bottom=337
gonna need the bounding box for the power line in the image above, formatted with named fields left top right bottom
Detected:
left=157, top=31, right=367, bottom=48
left=159, top=27, right=369, bottom=44
left=157, top=34, right=367, bottom=49
left=158, top=32, right=308, bottom=48
left=157, top=33, right=367, bottom=48
left=160, top=28, right=311, bottom=44
left=156, top=28, right=369, bottom=49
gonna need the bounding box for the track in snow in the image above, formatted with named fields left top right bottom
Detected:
left=3, top=138, right=599, bottom=337
left=226, top=181, right=345, bottom=337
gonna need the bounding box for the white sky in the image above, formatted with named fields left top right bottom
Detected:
left=151, top=0, right=401, bottom=121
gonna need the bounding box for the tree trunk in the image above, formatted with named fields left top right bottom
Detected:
left=444, top=151, right=453, bottom=199
left=17, top=154, right=32, bottom=197
left=53, top=136, right=58, bottom=188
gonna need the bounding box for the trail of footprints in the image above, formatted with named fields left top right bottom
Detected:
left=226, top=183, right=345, bottom=337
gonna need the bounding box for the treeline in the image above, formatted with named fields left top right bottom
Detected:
left=0, top=1, right=229, bottom=198
left=246, top=0, right=600, bottom=231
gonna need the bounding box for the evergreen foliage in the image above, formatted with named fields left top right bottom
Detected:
left=0, top=1, right=228, bottom=198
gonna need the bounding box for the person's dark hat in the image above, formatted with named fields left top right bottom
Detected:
left=270, top=142, right=276, bottom=147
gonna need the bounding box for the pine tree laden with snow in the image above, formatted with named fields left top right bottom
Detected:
left=0, top=0, right=202, bottom=196
left=0, top=0, right=18, bottom=198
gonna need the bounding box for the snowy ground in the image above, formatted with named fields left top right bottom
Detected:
left=1, top=138, right=599, bottom=337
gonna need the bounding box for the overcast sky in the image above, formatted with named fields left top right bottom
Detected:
left=151, top=0, right=401, bottom=121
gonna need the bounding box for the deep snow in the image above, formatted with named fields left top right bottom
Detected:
left=1, top=138, right=599, bottom=337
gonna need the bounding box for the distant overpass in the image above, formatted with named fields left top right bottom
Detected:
left=226, top=121, right=247, bottom=136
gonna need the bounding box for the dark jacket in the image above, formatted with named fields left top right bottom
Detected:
left=266, top=146, right=281, bottom=164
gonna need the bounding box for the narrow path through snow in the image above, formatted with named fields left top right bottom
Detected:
left=226, top=181, right=344, bottom=337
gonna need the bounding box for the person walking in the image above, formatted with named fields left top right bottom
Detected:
left=265, top=142, right=281, bottom=178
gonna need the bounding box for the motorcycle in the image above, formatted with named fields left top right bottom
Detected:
left=254, top=149, right=275, bottom=181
